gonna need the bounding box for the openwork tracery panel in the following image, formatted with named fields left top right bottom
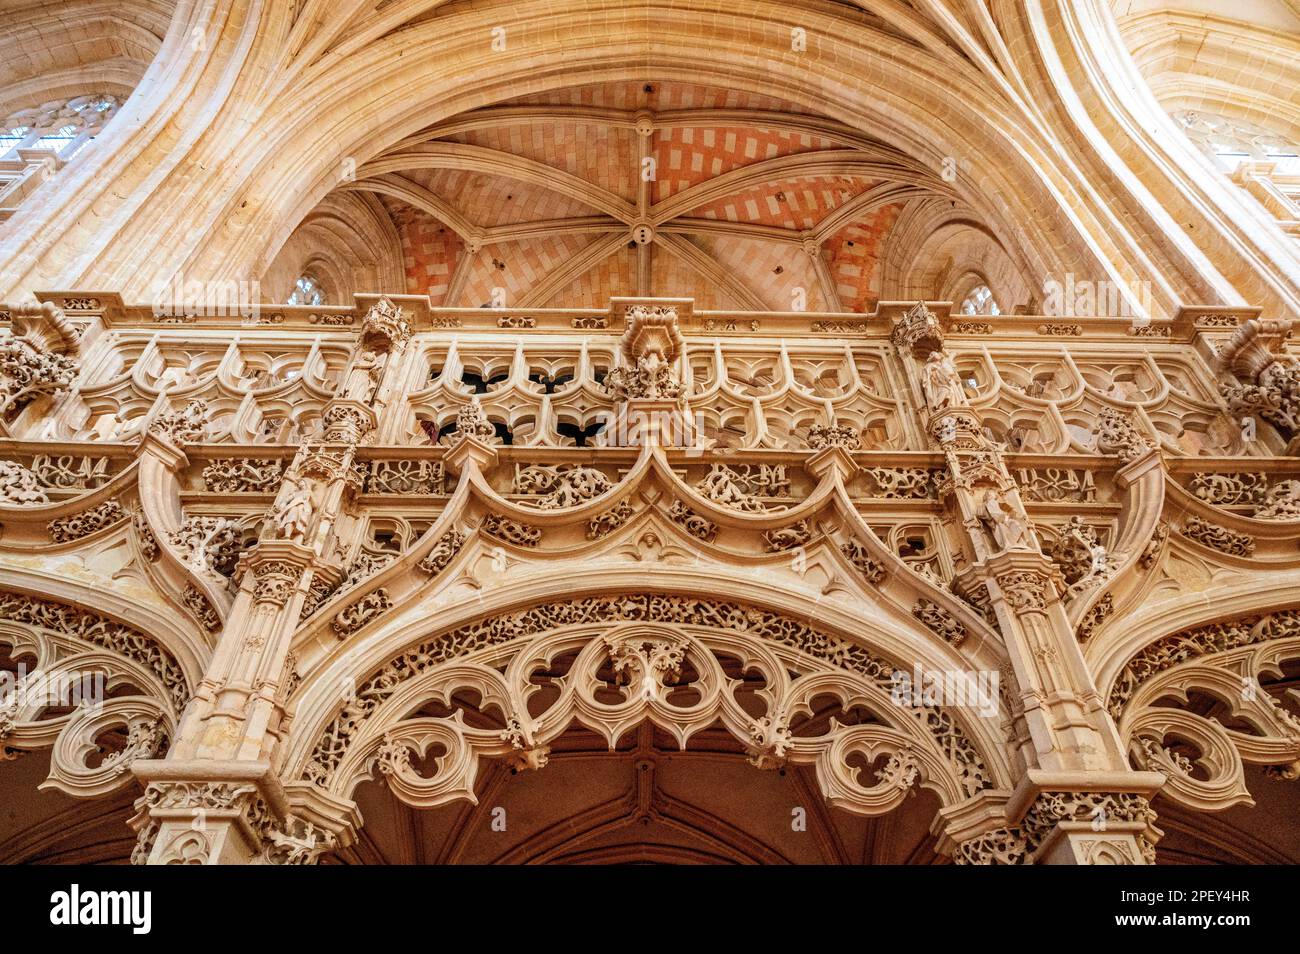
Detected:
left=1109, top=610, right=1300, bottom=813
left=301, top=594, right=997, bottom=814
left=0, top=590, right=189, bottom=798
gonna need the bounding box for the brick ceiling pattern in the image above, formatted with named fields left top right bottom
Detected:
left=389, top=203, right=463, bottom=306
left=373, top=81, right=954, bottom=312
left=683, top=174, right=876, bottom=228
left=826, top=204, right=906, bottom=311
left=547, top=245, right=640, bottom=309
left=449, top=124, right=641, bottom=203
left=652, top=127, right=839, bottom=199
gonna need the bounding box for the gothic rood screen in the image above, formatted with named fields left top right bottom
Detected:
left=0, top=0, right=1298, bottom=871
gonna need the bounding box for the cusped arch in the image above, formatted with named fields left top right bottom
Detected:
left=1094, top=594, right=1300, bottom=817
left=0, top=580, right=200, bottom=799
left=286, top=585, right=1014, bottom=823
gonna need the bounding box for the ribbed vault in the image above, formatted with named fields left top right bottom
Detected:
left=7, top=0, right=1299, bottom=317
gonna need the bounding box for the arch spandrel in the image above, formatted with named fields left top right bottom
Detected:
left=0, top=579, right=197, bottom=802
left=287, top=435, right=1003, bottom=667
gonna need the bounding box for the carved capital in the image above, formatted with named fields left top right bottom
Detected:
left=1214, top=317, right=1293, bottom=380
left=890, top=301, right=945, bottom=357
left=953, top=787, right=1162, bottom=865
left=0, top=307, right=79, bottom=416
left=993, top=569, right=1055, bottom=614
left=359, top=296, right=410, bottom=352
left=251, top=560, right=302, bottom=606
left=320, top=401, right=374, bottom=444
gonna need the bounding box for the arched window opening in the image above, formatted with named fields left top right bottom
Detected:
left=288, top=273, right=325, bottom=306
left=0, top=93, right=121, bottom=162
left=0, top=125, right=28, bottom=153
left=1173, top=110, right=1300, bottom=175
left=959, top=284, right=1000, bottom=316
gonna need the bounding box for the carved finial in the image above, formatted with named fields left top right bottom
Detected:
left=443, top=398, right=498, bottom=445
left=806, top=422, right=860, bottom=451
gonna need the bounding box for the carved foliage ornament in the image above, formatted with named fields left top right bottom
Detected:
left=840, top=540, right=885, bottom=584
left=912, top=599, right=967, bottom=645
left=1216, top=321, right=1300, bottom=437
left=1180, top=516, right=1255, bottom=557
left=30, top=455, right=110, bottom=491
left=360, top=296, right=410, bottom=352
left=806, top=423, right=860, bottom=451
left=252, top=561, right=301, bottom=606
left=442, top=401, right=498, bottom=445
left=513, top=463, right=612, bottom=508
left=203, top=458, right=285, bottom=493
left=1108, top=610, right=1300, bottom=718
left=763, top=519, right=813, bottom=552
left=1190, top=472, right=1300, bottom=521
left=0, top=331, right=78, bottom=415
left=695, top=463, right=787, bottom=512
left=1077, top=593, right=1114, bottom=643
left=48, top=499, right=126, bottom=543
left=341, top=548, right=396, bottom=592
left=332, top=623, right=970, bottom=816
left=994, top=570, right=1054, bottom=614
left=170, top=515, right=240, bottom=576
left=1048, top=516, right=1112, bottom=594
left=0, top=460, right=47, bottom=504
left=481, top=514, right=541, bottom=547
left=0, top=591, right=189, bottom=711
left=669, top=501, right=716, bottom=541
left=588, top=501, right=635, bottom=540
left=364, top=459, right=446, bottom=495
left=1139, top=522, right=1169, bottom=569
left=864, top=467, right=939, bottom=499
left=1016, top=467, right=1096, bottom=504
left=183, top=585, right=221, bottom=631
left=132, top=782, right=335, bottom=865
left=320, top=404, right=371, bottom=444
left=149, top=400, right=209, bottom=445
left=954, top=792, right=1157, bottom=865
left=332, top=589, right=392, bottom=637
left=1091, top=407, right=1153, bottom=462
left=417, top=529, right=466, bottom=576
left=604, top=354, right=683, bottom=401
left=890, top=301, right=944, bottom=357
